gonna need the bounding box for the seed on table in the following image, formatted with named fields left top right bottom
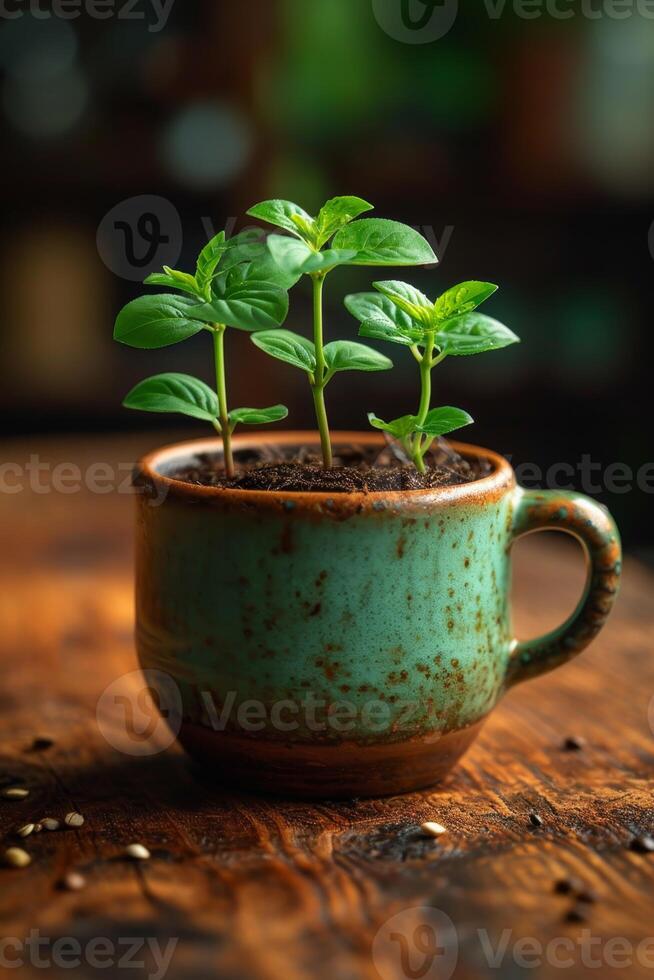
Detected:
left=4, top=847, right=31, bottom=868
left=64, top=812, right=84, bottom=828
left=553, top=876, right=583, bottom=895
left=125, top=843, right=150, bottom=861
left=33, top=823, right=43, bottom=833
left=16, top=824, right=35, bottom=838
left=563, top=735, right=586, bottom=751
left=630, top=835, right=654, bottom=854
left=41, top=818, right=60, bottom=831
left=529, top=813, right=543, bottom=827
left=31, top=737, right=54, bottom=751
left=60, top=871, right=86, bottom=891
left=420, top=821, right=447, bottom=837
left=565, top=904, right=587, bottom=924
left=2, top=787, right=29, bottom=800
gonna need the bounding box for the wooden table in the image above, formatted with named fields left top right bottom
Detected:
left=1, top=435, right=653, bottom=980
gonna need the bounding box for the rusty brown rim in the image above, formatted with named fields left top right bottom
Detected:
left=136, top=431, right=515, bottom=511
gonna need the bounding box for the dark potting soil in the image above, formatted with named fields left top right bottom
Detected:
left=169, top=440, right=491, bottom=493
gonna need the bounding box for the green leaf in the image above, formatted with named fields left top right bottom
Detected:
left=247, top=200, right=314, bottom=240
left=368, top=413, right=417, bottom=440
left=290, top=213, right=319, bottom=244
left=144, top=268, right=200, bottom=298
left=315, top=195, right=373, bottom=246
left=416, top=406, right=474, bottom=437
left=113, top=294, right=205, bottom=349
left=300, top=248, right=358, bottom=274
left=123, top=373, right=218, bottom=421
left=219, top=231, right=301, bottom=289
left=195, top=231, right=228, bottom=296
left=332, top=219, right=437, bottom=267
left=373, top=279, right=431, bottom=310
left=229, top=405, right=288, bottom=425
left=324, top=340, right=393, bottom=375
left=188, top=279, right=288, bottom=332
left=373, top=279, right=434, bottom=326
left=267, top=234, right=316, bottom=276
left=359, top=320, right=420, bottom=347
left=433, top=281, right=498, bottom=321
left=241, top=251, right=302, bottom=289
left=251, top=329, right=317, bottom=374
left=344, top=292, right=391, bottom=324
left=344, top=292, right=423, bottom=346
left=436, top=312, right=520, bottom=356
left=218, top=228, right=265, bottom=265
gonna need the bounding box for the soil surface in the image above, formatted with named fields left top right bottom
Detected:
left=169, top=440, right=491, bottom=492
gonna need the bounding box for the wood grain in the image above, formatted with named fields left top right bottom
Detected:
left=1, top=434, right=653, bottom=980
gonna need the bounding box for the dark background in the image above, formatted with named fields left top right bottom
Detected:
left=1, top=0, right=652, bottom=552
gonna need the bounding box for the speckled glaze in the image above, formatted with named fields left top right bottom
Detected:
left=134, top=432, right=621, bottom=798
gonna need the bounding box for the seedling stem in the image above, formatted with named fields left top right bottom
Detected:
left=310, top=273, right=333, bottom=468
left=212, top=324, right=234, bottom=478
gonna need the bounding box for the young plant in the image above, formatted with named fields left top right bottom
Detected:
left=345, top=280, right=520, bottom=472
left=113, top=231, right=294, bottom=478
left=245, top=196, right=437, bottom=468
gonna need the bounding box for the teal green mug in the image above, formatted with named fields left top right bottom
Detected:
left=134, top=432, right=621, bottom=798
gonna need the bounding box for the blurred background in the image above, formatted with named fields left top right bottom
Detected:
left=0, top=0, right=652, bottom=552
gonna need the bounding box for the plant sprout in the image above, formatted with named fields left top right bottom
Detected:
left=345, top=280, right=520, bottom=473
left=113, top=230, right=294, bottom=478
left=245, top=197, right=437, bottom=468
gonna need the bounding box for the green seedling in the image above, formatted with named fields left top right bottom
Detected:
left=245, top=196, right=437, bottom=468
left=345, top=280, right=520, bottom=472
left=113, top=230, right=294, bottom=478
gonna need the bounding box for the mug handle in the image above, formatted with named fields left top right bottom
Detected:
left=505, top=487, right=621, bottom=687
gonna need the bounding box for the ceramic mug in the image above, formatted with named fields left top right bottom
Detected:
left=134, top=432, right=621, bottom=798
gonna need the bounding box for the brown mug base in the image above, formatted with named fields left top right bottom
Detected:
left=177, top=720, right=485, bottom=799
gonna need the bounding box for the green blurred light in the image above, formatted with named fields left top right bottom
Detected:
left=555, top=292, right=624, bottom=376
left=273, top=0, right=381, bottom=136
left=408, top=46, right=495, bottom=125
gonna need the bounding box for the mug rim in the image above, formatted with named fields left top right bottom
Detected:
left=136, top=431, right=515, bottom=512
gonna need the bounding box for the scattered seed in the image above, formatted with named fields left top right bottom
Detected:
left=529, top=812, right=543, bottom=827
left=577, top=889, right=598, bottom=904
left=420, top=821, right=448, bottom=837
left=41, top=818, right=60, bottom=831
left=564, top=904, right=587, bottom=924
left=553, top=876, right=583, bottom=895
left=31, top=737, right=54, bottom=751
left=124, top=843, right=150, bottom=861
left=4, top=847, right=31, bottom=868
left=16, top=824, right=35, bottom=839
left=64, top=812, right=84, bottom=828
left=2, top=787, right=29, bottom=800
left=563, top=735, right=586, bottom=751
left=33, top=823, right=43, bottom=833
left=630, top=835, right=654, bottom=854
left=59, top=871, right=86, bottom=891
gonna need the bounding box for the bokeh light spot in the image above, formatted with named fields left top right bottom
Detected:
left=160, top=102, right=253, bottom=189
left=0, top=17, right=78, bottom=82
left=3, top=67, right=88, bottom=138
